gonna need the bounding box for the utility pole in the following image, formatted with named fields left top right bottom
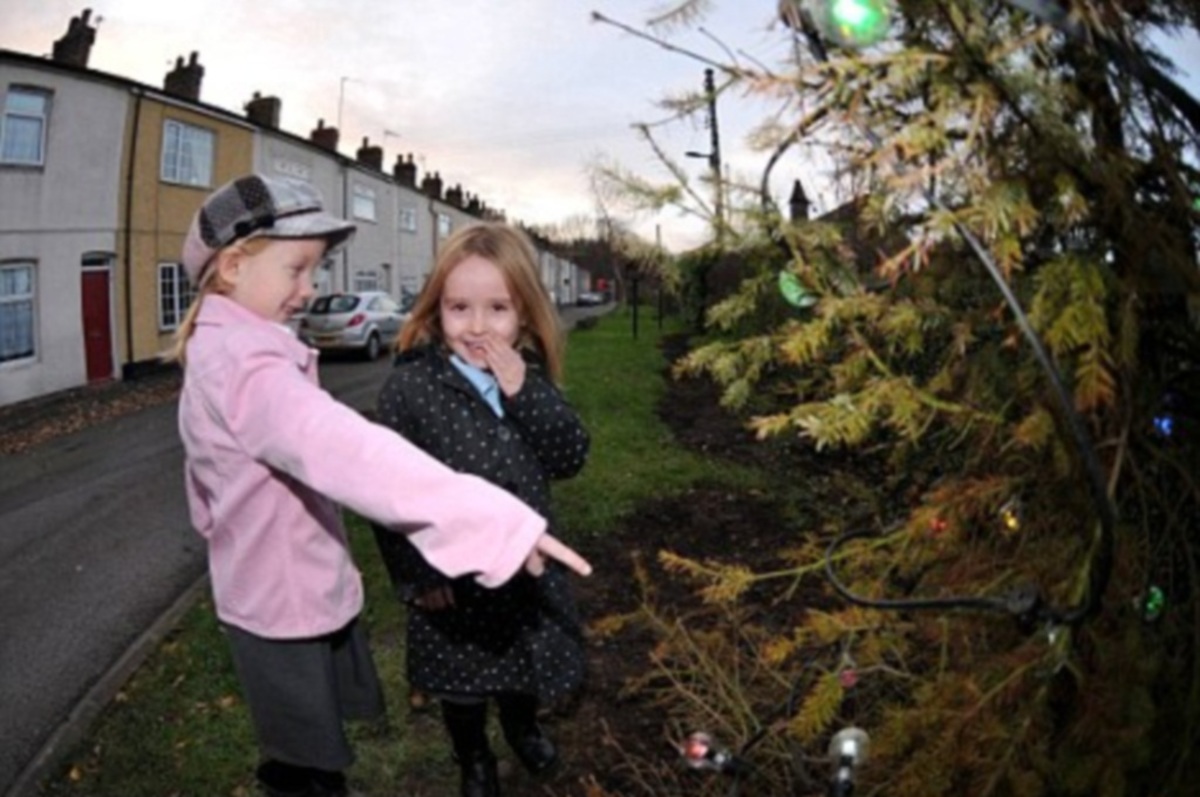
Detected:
left=704, top=68, right=723, bottom=242
left=687, top=68, right=724, bottom=245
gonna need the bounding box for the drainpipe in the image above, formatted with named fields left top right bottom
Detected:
left=342, top=164, right=350, bottom=292
left=122, top=88, right=144, bottom=373
left=429, top=197, right=438, bottom=266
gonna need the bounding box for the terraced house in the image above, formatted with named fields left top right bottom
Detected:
left=0, top=9, right=584, bottom=407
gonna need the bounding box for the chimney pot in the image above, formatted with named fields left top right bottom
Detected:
left=164, top=52, right=204, bottom=101
left=421, top=170, right=444, bottom=200
left=52, top=8, right=98, bottom=67
left=245, top=92, right=282, bottom=129
left=356, top=138, right=383, bottom=171
left=393, top=153, right=418, bottom=187
left=310, top=119, right=340, bottom=152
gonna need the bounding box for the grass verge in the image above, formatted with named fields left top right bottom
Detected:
left=36, top=307, right=764, bottom=796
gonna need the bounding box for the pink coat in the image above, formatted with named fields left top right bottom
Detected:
left=178, top=294, right=545, bottom=639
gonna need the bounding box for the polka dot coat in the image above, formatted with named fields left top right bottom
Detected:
left=371, top=344, right=590, bottom=702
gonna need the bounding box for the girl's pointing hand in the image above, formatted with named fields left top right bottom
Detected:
left=527, top=533, right=592, bottom=578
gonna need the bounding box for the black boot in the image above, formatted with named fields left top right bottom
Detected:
left=441, top=700, right=500, bottom=797
left=256, top=760, right=314, bottom=797
left=307, top=767, right=349, bottom=797
left=497, top=693, right=558, bottom=775
left=255, top=761, right=350, bottom=797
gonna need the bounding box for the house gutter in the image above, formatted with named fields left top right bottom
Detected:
left=342, top=165, right=350, bottom=291
left=429, top=196, right=438, bottom=265
left=121, top=87, right=144, bottom=373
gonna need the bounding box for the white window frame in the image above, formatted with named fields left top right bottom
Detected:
left=437, top=212, right=452, bottom=239
left=353, top=270, right=380, bottom=292
left=1, top=86, right=51, bottom=166
left=157, top=262, right=196, bottom=331
left=352, top=183, right=377, bottom=222
left=160, top=119, right=214, bottom=187
left=398, top=204, right=417, bottom=233
left=0, top=261, right=37, bottom=364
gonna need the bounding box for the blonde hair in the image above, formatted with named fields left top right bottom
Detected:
left=397, top=222, right=565, bottom=382
left=165, top=237, right=272, bottom=365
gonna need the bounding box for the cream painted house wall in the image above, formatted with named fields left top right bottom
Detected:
left=123, top=97, right=253, bottom=364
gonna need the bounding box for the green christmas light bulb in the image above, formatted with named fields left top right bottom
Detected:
left=807, top=0, right=892, bottom=49
left=779, top=270, right=819, bottom=309
left=1142, top=585, right=1165, bottom=622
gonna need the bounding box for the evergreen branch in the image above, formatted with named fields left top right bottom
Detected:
left=644, top=0, right=710, bottom=32
left=849, top=329, right=1002, bottom=422
left=590, top=11, right=738, bottom=76
left=976, top=699, right=1041, bottom=797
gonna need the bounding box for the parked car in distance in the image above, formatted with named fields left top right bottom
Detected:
left=298, top=291, right=407, bottom=360
left=576, top=291, right=607, bottom=306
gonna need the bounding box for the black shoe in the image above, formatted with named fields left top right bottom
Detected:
left=442, top=700, right=501, bottom=797
left=456, top=750, right=500, bottom=797
left=507, top=725, right=558, bottom=775
left=497, top=694, right=558, bottom=775
left=257, top=760, right=313, bottom=797
left=308, top=768, right=351, bottom=797
left=259, top=787, right=310, bottom=797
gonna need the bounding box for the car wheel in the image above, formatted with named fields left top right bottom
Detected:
left=364, top=332, right=381, bottom=361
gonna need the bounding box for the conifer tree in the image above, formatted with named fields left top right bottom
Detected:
left=593, top=1, right=1200, bottom=794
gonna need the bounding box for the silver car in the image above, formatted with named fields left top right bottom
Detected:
left=299, top=291, right=407, bottom=360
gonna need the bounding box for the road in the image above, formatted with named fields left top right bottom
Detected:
left=0, top=303, right=608, bottom=797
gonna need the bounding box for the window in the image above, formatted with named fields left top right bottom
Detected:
left=353, top=270, right=379, bottom=292
left=352, top=184, right=377, bottom=222
left=437, top=212, right=452, bottom=239
left=398, top=204, right=417, bottom=233
left=161, top=120, right=214, bottom=187
left=311, top=294, right=361, bottom=314
left=1, top=87, right=50, bottom=165
left=372, top=295, right=400, bottom=314
left=272, top=157, right=311, bottom=181
left=0, top=262, right=36, bottom=363
left=158, top=263, right=196, bottom=330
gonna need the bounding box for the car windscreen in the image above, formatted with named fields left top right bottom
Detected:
left=309, top=295, right=361, bottom=314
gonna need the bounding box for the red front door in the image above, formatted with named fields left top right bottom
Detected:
left=81, top=269, right=114, bottom=382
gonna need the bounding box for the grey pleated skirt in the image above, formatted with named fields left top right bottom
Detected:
left=222, top=617, right=385, bottom=771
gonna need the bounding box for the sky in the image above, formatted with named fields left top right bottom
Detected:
left=3, top=1, right=1199, bottom=252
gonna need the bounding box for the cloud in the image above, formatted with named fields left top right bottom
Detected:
left=10, top=2, right=1195, bottom=252
left=2, top=1, right=787, bottom=249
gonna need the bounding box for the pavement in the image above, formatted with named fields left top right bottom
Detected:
left=0, top=302, right=612, bottom=797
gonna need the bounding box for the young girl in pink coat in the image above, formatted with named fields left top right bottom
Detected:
left=172, top=174, right=590, bottom=797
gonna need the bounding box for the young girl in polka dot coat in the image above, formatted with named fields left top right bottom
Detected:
left=372, top=222, right=590, bottom=797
